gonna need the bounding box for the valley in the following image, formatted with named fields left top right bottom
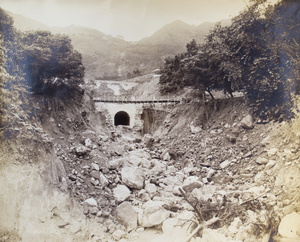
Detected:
left=1, top=3, right=300, bottom=241
left=1, top=74, right=300, bottom=241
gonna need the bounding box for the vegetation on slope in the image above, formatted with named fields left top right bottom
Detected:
left=0, top=8, right=85, bottom=157
left=159, top=0, right=300, bottom=121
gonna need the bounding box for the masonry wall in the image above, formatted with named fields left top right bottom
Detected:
left=95, top=102, right=144, bottom=129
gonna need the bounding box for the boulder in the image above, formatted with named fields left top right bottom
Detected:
left=278, top=212, right=300, bottom=239
left=121, top=166, right=145, bottom=189
left=108, top=158, right=125, bottom=169
left=115, top=202, right=138, bottom=231
left=91, top=163, right=100, bottom=171
left=75, top=145, right=90, bottom=156
left=99, top=173, right=109, bottom=187
left=90, top=171, right=100, bottom=180
left=256, top=157, right=269, bottom=165
left=84, top=138, right=93, bottom=148
left=191, top=185, right=217, bottom=202
left=182, top=176, right=202, bottom=193
left=112, top=229, right=127, bottom=241
left=142, top=201, right=171, bottom=227
left=84, top=198, right=97, bottom=207
left=145, top=183, right=157, bottom=197
left=143, top=134, right=154, bottom=147
left=241, top=115, right=254, bottom=129
left=127, top=154, right=142, bottom=167
left=220, top=160, right=231, bottom=169
left=113, top=185, right=131, bottom=202
left=265, top=160, right=276, bottom=170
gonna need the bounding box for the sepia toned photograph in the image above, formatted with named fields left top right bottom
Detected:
left=0, top=0, right=299, bottom=241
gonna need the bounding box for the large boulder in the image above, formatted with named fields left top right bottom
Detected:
left=121, top=166, right=145, bottom=189
left=278, top=212, right=300, bottom=239
left=241, top=115, right=254, bottom=129
left=142, top=201, right=170, bottom=227
left=115, top=202, right=138, bottom=231
left=113, top=185, right=131, bottom=202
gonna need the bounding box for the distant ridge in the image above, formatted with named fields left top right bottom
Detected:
left=7, top=10, right=231, bottom=79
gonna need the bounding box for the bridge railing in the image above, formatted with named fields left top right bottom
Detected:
left=94, top=98, right=181, bottom=104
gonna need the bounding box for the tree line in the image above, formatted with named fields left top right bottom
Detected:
left=159, top=0, right=300, bottom=121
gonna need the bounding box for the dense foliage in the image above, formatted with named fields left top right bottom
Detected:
left=0, top=8, right=84, bottom=140
left=159, top=0, right=300, bottom=120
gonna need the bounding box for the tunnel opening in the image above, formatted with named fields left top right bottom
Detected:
left=114, top=111, right=130, bottom=126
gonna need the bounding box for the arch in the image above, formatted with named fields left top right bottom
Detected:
left=114, top=111, right=130, bottom=126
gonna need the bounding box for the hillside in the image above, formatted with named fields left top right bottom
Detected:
left=8, top=11, right=229, bottom=80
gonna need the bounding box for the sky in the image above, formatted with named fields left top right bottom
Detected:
left=0, top=0, right=253, bottom=41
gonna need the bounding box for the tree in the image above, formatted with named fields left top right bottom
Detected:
left=21, top=31, right=85, bottom=96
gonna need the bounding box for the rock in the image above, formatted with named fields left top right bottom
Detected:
left=150, top=160, right=167, bottom=175
left=162, top=152, right=171, bottom=161
left=91, top=163, right=100, bottom=171
left=182, top=176, right=202, bottom=193
left=89, top=207, right=99, bottom=215
left=68, top=174, right=77, bottom=181
left=220, top=160, right=231, bottom=169
left=160, top=149, right=170, bottom=161
left=90, top=178, right=99, bottom=186
left=99, top=173, right=109, bottom=186
left=75, top=145, right=90, bottom=156
left=241, top=115, right=254, bottom=129
left=112, top=229, right=127, bottom=241
left=113, top=185, right=131, bottom=202
left=142, top=201, right=170, bottom=228
left=278, top=212, right=300, bottom=239
left=108, top=158, right=125, bottom=169
left=84, top=138, right=93, bottom=148
left=121, top=166, right=145, bottom=189
left=267, top=148, right=278, bottom=157
left=265, top=160, right=276, bottom=170
left=227, top=133, right=237, bottom=143
left=191, top=185, right=217, bottom=202
left=107, top=142, right=125, bottom=156
left=143, top=134, right=154, bottom=147
left=207, top=169, right=216, bottom=179
left=145, top=183, right=157, bottom=196
left=247, top=186, right=265, bottom=195
left=115, top=202, right=138, bottom=231
left=84, top=198, right=97, bottom=207
left=138, top=189, right=151, bottom=202
left=132, top=206, right=144, bottom=226
left=127, top=154, right=142, bottom=167
left=256, top=157, right=269, bottom=165
left=190, top=124, right=202, bottom=134
left=90, top=170, right=100, bottom=180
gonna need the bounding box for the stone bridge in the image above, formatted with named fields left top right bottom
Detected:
left=94, top=99, right=181, bottom=132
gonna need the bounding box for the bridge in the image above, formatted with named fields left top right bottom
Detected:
left=92, top=77, right=182, bottom=133
left=94, top=99, right=181, bottom=104
left=94, top=98, right=181, bottom=132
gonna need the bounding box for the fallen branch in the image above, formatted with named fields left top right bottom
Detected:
left=185, top=217, right=220, bottom=242
left=179, top=187, right=204, bottom=222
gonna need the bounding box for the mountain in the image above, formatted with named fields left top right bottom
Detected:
left=7, top=10, right=230, bottom=80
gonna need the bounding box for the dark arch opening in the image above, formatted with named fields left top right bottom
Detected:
left=114, top=111, right=130, bottom=126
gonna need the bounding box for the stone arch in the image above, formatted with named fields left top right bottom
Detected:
left=114, top=111, right=130, bottom=126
